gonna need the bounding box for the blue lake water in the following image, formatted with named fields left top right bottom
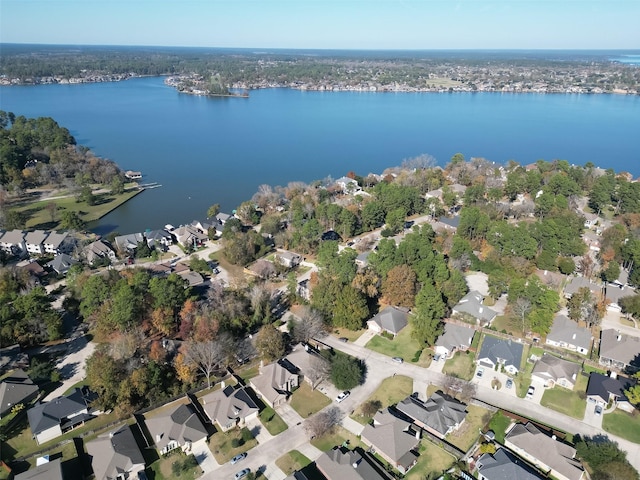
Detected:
left=1, top=76, right=639, bottom=235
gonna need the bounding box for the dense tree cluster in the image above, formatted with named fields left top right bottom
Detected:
left=575, top=435, right=639, bottom=480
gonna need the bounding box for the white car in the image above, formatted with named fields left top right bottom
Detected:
left=526, top=385, right=535, bottom=398
left=336, top=391, right=350, bottom=403
left=476, top=367, right=484, bottom=378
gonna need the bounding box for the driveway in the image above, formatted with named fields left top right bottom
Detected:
left=245, top=416, right=274, bottom=444
left=353, top=329, right=376, bottom=347
left=44, top=333, right=96, bottom=401
left=466, top=272, right=489, bottom=296
left=275, top=403, right=304, bottom=428
left=583, top=400, right=604, bottom=429
left=191, top=437, right=219, bottom=474
left=472, top=366, right=518, bottom=398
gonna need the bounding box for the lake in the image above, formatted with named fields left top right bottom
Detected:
left=1, top=76, right=639, bottom=235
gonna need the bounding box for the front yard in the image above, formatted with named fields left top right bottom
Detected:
left=259, top=407, right=288, bottom=435
left=208, top=427, right=257, bottom=464
left=442, top=351, right=475, bottom=381
left=366, top=327, right=432, bottom=367
left=351, top=375, right=413, bottom=425
left=289, top=383, right=331, bottom=418
left=405, top=439, right=457, bottom=480
left=487, top=411, right=513, bottom=444
left=275, top=450, right=312, bottom=476
left=310, top=426, right=364, bottom=452
left=540, top=373, right=588, bottom=419
left=602, top=409, right=640, bottom=444
left=148, top=451, right=203, bottom=480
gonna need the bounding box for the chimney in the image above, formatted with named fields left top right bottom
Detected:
left=415, top=428, right=421, bottom=440
left=610, top=371, right=618, bottom=379
left=156, top=434, right=162, bottom=442
left=617, top=334, right=622, bottom=342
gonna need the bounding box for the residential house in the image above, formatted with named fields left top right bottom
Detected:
left=563, top=276, right=601, bottom=299
left=586, top=372, right=635, bottom=412
left=476, top=447, right=545, bottom=480
left=583, top=212, right=599, bottom=229
left=24, top=230, right=49, bottom=255
left=334, top=176, right=360, bottom=194
left=396, top=391, right=467, bottom=439
left=477, top=336, right=524, bottom=375
left=172, top=225, right=207, bottom=249
left=505, top=423, right=586, bottom=480
left=146, top=262, right=172, bottom=276
left=531, top=354, right=580, bottom=390
left=86, top=424, right=145, bottom=480
left=200, top=384, right=259, bottom=432
left=433, top=215, right=460, bottom=233
left=27, top=387, right=92, bottom=444
left=46, top=253, right=78, bottom=275
left=355, top=251, right=371, bottom=269
left=603, top=282, right=636, bottom=311
left=113, top=232, right=145, bottom=254
left=599, top=329, right=640, bottom=372
left=545, top=315, right=592, bottom=355
left=144, top=229, right=173, bottom=250
left=276, top=250, right=302, bottom=269
left=145, top=402, right=208, bottom=455
left=84, top=240, right=116, bottom=265
left=316, top=446, right=394, bottom=480
left=215, top=212, right=232, bottom=225
left=452, top=291, right=497, bottom=326
left=366, top=306, right=409, bottom=337
left=177, top=270, right=205, bottom=287
left=250, top=361, right=299, bottom=407
left=0, top=369, right=39, bottom=418
left=16, top=259, right=46, bottom=286
left=285, top=346, right=328, bottom=388
left=297, top=279, right=311, bottom=301
left=0, top=229, right=26, bottom=257
left=435, top=323, right=476, bottom=358
left=15, top=458, right=64, bottom=480
left=44, top=231, right=74, bottom=255
left=361, top=409, right=419, bottom=474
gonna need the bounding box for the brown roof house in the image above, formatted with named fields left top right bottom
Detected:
left=0, top=369, right=39, bottom=418
left=545, top=315, right=592, bottom=356
left=316, top=446, right=394, bottom=480
left=598, top=329, right=640, bottom=372
left=250, top=360, right=299, bottom=407
left=145, top=402, right=208, bottom=455
left=505, top=423, right=586, bottom=480
left=531, top=354, right=580, bottom=390
left=396, top=391, right=467, bottom=439
left=366, top=306, right=409, bottom=338
left=86, top=424, right=145, bottom=480
left=200, top=383, right=259, bottom=432
left=361, top=409, right=419, bottom=474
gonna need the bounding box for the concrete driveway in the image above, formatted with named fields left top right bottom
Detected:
left=583, top=399, right=604, bottom=429
left=472, top=366, right=518, bottom=398
left=191, top=438, right=219, bottom=474
left=466, top=272, right=489, bottom=296
left=44, top=333, right=96, bottom=401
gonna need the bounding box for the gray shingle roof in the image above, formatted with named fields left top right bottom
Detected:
left=435, top=323, right=475, bottom=353
left=396, top=391, right=467, bottom=436
left=200, top=385, right=259, bottom=428
left=477, top=447, right=545, bottom=480
left=368, top=306, right=409, bottom=335
left=599, top=329, right=640, bottom=369
left=24, top=230, right=49, bottom=246
left=14, top=458, right=64, bottom=480
left=531, top=354, right=580, bottom=386
left=0, top=369, right=38, bottom=416
left=316, top=446, right=394, bottom=480
left=46, top=254, right=78, bottom=274
left=452, top=291, right=497, bottom=323
left=145, top=403, right=207, bottom=452
left=361, top=409, right=419, bottom=465
left=477, top=336, right=524, bottom=371
left=586, top=372, right=633, bottom=403
left=86, top=424, right=145, bottom=480
left=27, top=388, right=88, bottom=435
left=546, top=315, right=592, bottom=352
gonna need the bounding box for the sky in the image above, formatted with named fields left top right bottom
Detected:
left=1, top=0, right=639, bottom=50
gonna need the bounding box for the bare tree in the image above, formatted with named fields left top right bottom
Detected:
left=252, top=260, right=276, bottom=279
left=306, top=354, right=330, bottom=391
left=304, top=406, right=342, bottom=438
left=182, top=339, right=228, bottom=388
left=292, top=306, right=327, bottom=343
left=401, top=153, right=436, bottom=171
left=459, top=380, right=477, bottom=403
left=513, top=298, right=532, bottom=333
left=443, top=375, right=476, bottom=403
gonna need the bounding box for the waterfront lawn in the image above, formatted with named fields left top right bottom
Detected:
left=310, top=426, right=363, bottom=452
left=540, top=374, right=588, bottom=419
left=275, top=450, right=312, bottom=476
left=602, top=409, right=640, bottom=444
left=365, top=327, right=432, bottom=367
left=208, top=427, right=257, bottom=464
left=442, top=351, right=475, bottom=381
left=351, top=375, right=413, bottom=425
left=446, top=404, right=491, bottom=452
left=259, top=407, right=288, bottom=435
left=14, top=189, right=141, bottom=230
left=290, top=383, right=331, bottom=418
left=405, top=439, right=456, bottom=480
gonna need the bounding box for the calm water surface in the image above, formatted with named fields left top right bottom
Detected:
left=1, top=77, right=639, bottom=234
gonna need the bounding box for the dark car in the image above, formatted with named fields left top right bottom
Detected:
left=339, top=337, right=348, bottom=343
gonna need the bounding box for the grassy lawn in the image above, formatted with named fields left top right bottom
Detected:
left=583, top=364, right=608, bottom=375
left=208, top=427, right=257, bottom=464
left=487, top=411, right=512, bottom=444
left=540, top=387, right=586, bottom=419
left=259, top=407, right=288, bottom=435
left=602, top=409, right=640, bottom=444
left=13, top=188, right=141, bottom=230
left=275, top=450, right=312, bottom=476
left=310, top=426, right=363, bottom=452
left=332, top=327, right=366, bottom=342
left=351, top=375, right=413, bottom=425
left=446, top=405, right=491, bottom=452
left=148, top=452, right=203, bottom=480
left=365, top=327, right=432, bottom=367
left=442, top=351, right=475, bottom=381
left=290, top=383, right=331, bottom=418
left=237, top=363, right=260, bottom=383
left=405, top=439, right=456, bottom=480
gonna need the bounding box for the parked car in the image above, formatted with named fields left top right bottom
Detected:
left=235, top=469, right=251, bottom=480
left=526, top=385, right=535, bottom=398
left=231, top=453, right=247, bottom=465
left=505, top=378, right=513, bottom=389
left=433, top=353, right=442, bottom=362
left=339, top=337, right=348, bottom=343
left=336, top=391, right=350, bottom=403
left=595, top=405, right=603, bottom=416
left=476, top=367, right=485, bottom=378
left=392, top=357, right=404, bottom=364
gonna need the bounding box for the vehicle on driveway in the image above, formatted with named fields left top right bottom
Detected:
left=339, top=337, right=348, bottom=343
left=336, top=391, right=350, bottom=402
left=433, top=354, right=441, bottom=362
left=392, top=357, right=404, bottom=364
left=231, top=453, right=247, bottom=465
left=526, top=385, right=535, bottom=398
left=505, top=378, right=513, bottom=389
left=476, top=367, right=484, bottom=378
left=235, top=468, right=250, bottom=480
left=595, top=405, right=603, bottom=416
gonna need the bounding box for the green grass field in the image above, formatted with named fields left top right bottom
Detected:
left=290, top=383, right=331, bottom=418
left=259, top=407, right=288, bottom=435
left=540, top=373, right=588, bottom=419
left=351, top=375, right=413, bottom=425
left=208, top=427, right=258, bottom=464
left=602, top=409, right=640, bottom=444
left=442, top=351, right=475, bottom=381
left=275, top=450, right=312, bottom=476
left=446, top=404, right=492, bottom=452
left=365, top=327, right=432, bottom=367
left=405, top=439, right=456, bottom=480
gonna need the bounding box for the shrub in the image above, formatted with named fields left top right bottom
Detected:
left=241, top=427, right=253, bottom=442
left=412, top=349, right=422, bottom=362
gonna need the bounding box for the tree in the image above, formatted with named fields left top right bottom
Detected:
left=304, top=406, right=341, bottom=438
left=382, top=264, right=417, bottom=308
left=306, top=354, right=330, bottom=391
left=624, top=372, right=640, bottom=407
left=329, top=352, right=365, bottom=390
left=255, top=324, right=285, bottom=362
left=182, top=339, right=228, bottom=388
left=411, top=283, right=445, bottom=346
left=59, top=210, right=85, bottom=231
left=361, top=399, right=382, bottom=418
left=602, top=262, right=621, bottom=283
left=512, top=298, right=532, bottom=334
left=385, top=207, right=406, bottom=235
left=292, top=307, right=327, bottom=343
left=332, top=285, right=369, bottom=330
left=85, top=350, right=124, bottom=410
left=45, top=202, right=57, bottom=223
left=207, top=203, right=220, bottom=219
